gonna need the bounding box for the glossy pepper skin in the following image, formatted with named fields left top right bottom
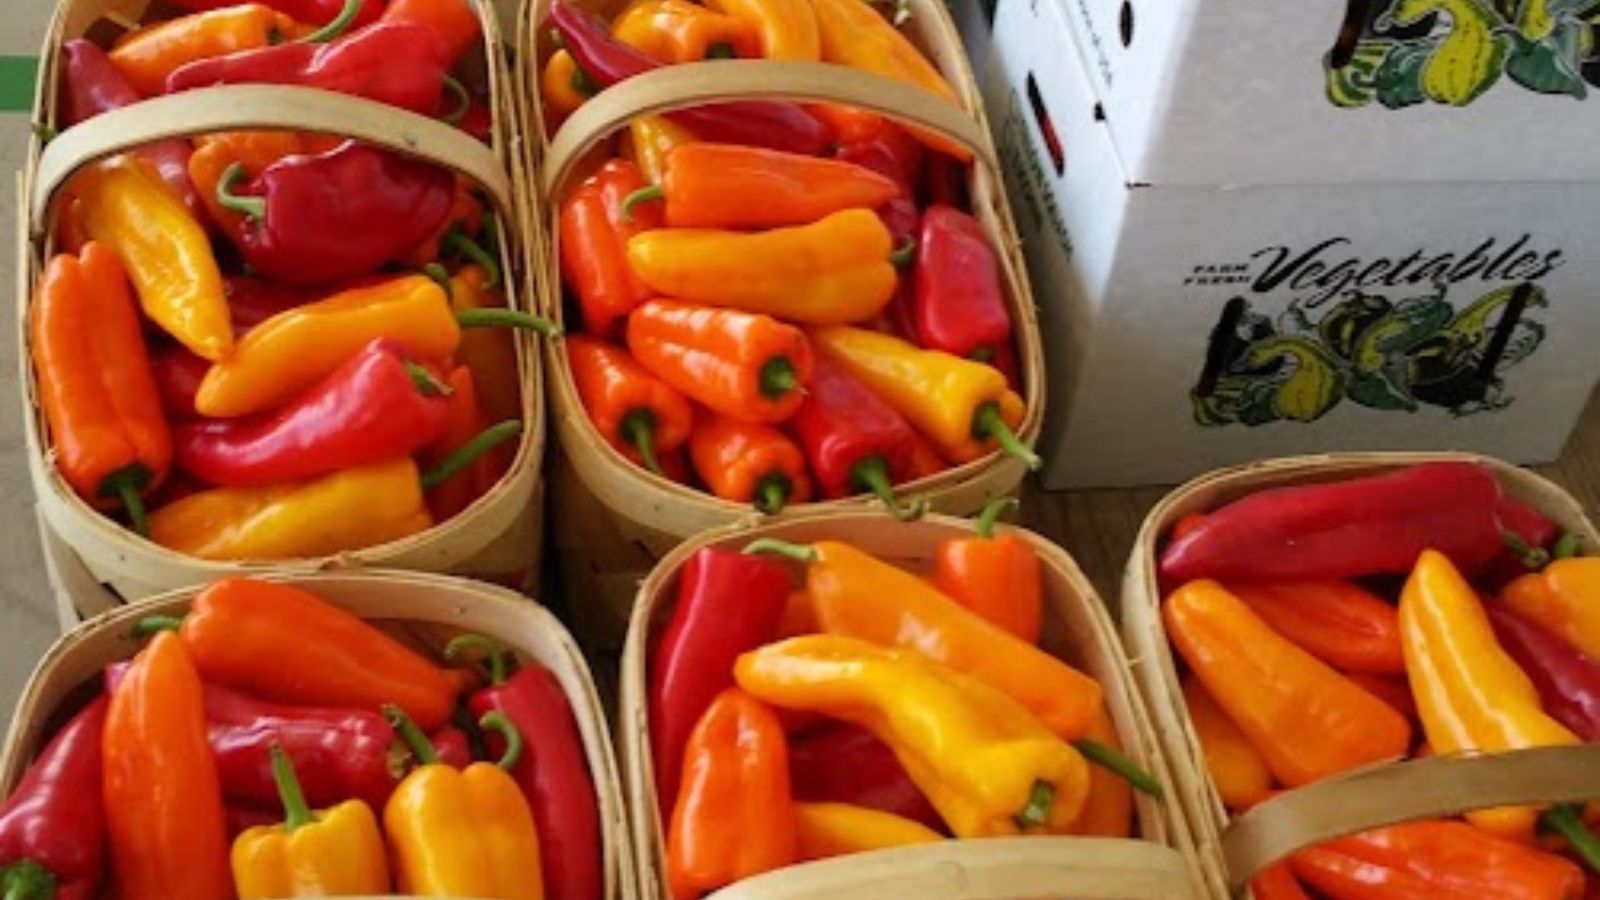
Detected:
left=650, top=547, right=791, bottom=813
left=187, top=131, right=307, bottom=237
left=74, top=154, right=233, bottom=361
left=541, top=50, right=591, bottom=128
left=1401, top=550, right=1583, bottom=842
left=1066, top=705, right=1134, bottom=837
left=1159, top=462, right=1506, bottom=584
left=175, top=339, right=450, bottom=487
left=214, top=141, right=455, bottom=286
left=30, top=243, right=171, bottom=534
left=1488, top=603, right=1600, bottom=741
left=550, top=2, right=830, bottom=155
left=788, top=723, right=944, bottom=832
left=794, top=803, right=941, bottom=861
left=449, top=265, right=522, bottom=425
left=612, top=0, right=759, bottom=61
left=231, top=746, right=390, bottom=898
left=628, top=300, right=813, bottom=424
left=196, top=275, right=458, bottom=417
left=630, top=144, right=899, bottom=229
left=737, top=635, right=1090, bottom=838
left=567, top=335, right=693, bottom=474
left=1164, top=580, right=1411, bottom=788
left=913, top=205, right=1013, bottom=363
left=559, top=159, right=663, bottom=337
left=1182, top=676, right=1272, bottom=812
left=0, top=697, right=107, bottom=900
left=811, top=326, right=1033, bottom=466
left=627, top=210, right=896, bottom=326
left=626, top=116, right=696, bottom=183
left=1289, top=820, right=1585, bottom=900
left=790, top=352, right=917, bottom=514
left=667, top=689, right=795, bottom=900
left=166, top=0, right=380, bottom=27
left=1250, top=863, right=1311, bottom=900
left=703, top=0, right=818, bottom=59
left=381, top=0, right=482, bottom=66
left=1227, top=580, right=1406, bottom=675
left=934, top=497, right=1041, bottom=643
left=103, top=632, right=232, bottom=900
left=689, top=413, right=812, bottom=513
left=108, top=4, right=307, bottom=96
left=1504, top=558, right=1600, bottom=659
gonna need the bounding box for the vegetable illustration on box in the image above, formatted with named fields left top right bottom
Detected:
left=1192, top=281, right=1547, bottom=426
left=1325, top=0, right=1600, bottom=106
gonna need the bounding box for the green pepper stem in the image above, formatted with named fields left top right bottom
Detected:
left=424, top=262, right=454, bottom=301
left=853, top=456, right=925, bottom=522
left=0, top=860, right=56, bottom=900
left=888, top=236, right=917, bottom=268
left=704, top=41, right=738, bottom=59
left=479, top=711, right=525, bottom=771
left=109, top=471, right=150, bottom=538
left=268, top=743, right=317, bottom=831
left=743, top=538, right=818, bottom=562
left=439, top=74, right=471, bottom=125
left=300, top=0, right=360, bottom=42
left=30, top=122, right=57, bottom=144
left=405, top=361, right=453, bottom=398
left=569, top=64, right=598, bottom=97
left=131, top=615, right=184, bottom=638
left=216, top=162, right=266, bottom=221
left=455, top=307, right=561, bottom=337
left=444, top=633, right=510, bottom=685
left=442, top=227, right=502, bottom=290
left=621, top=409, right=662, bottom=476
left=973, top=402, right=1041, bottom=471
left=753, top=475, right=792, bottom=516
left=1072, top=738, right=1164, bottom=798
left=420, top=420, right=522, bottom=491
left=759, top=357, right=798, bottom=399
left=621, top=185, right=664, bottom=223
left=1014, top=779, right=1055, bottom=829
left=975, top=495, right=1019, bottom=539
left=1554, top=531, right=1581, bottom=560
left=1542, top=803, right=1600, bottom=873
left=384, top=704, right=439, bottom=766
left=1503, top=531, right=1551, bottom=571
left=969, top=346, right=995, bottom=364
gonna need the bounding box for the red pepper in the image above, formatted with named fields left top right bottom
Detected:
left=162, top=0, right=381, bottom=27
left=550, top=1, right=830, bottom=156
left=166, top=22, right=454, bottom=117
left=173, top=338, right=450, bottom=487
left=789, top=352, right=919, bottom=519
left=58, top=40, right=202, bottom=220
left=912, top=205, right=1012, bottom=363
left=1160, top=462, right=1507, bottom=584
left=212, top=140, right=455, bottom=285
left=836, top=125, right=922, bottom=248
left=0, top=697, right=108, bottom=900
left=151, top=346, right=213, bottom=421
left=226, top=274, right=323, bottom=329
left=650, top=547, right=791, bottom=815
left=787, top=722, right=944, bottom=833
left=1488, top=603, right=1600, bottom=742
left=447, top=636, right=603, bottom=900
left=919, top=152, right=969, bottom=211
left=1484, top=495, right=1565, bottom=584
left=381, top=0, right=482, bottom=66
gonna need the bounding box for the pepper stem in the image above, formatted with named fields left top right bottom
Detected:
left=759, top=357, right=798, bottom=399
left=439, top=75, right=471, bottom=125
left=743, top=538, right=818, bottom=562
left=384, top=704, right=439, bottom=766
left=420, top=420, right=522, bottom=490
left=888, top=236, right=917, bottom=268
left=1503, top=531, right=1551, bottom=571
left=973, top=402, right=1041, bottom=471
left=975, top=495, right=1019, bottom=539
left=269, top=743, right=317, bottom=832
left=570, top=64, right=598, bottom=97
left=1072, top=739, right=1164, bottom=798
left=300, top=0, right=360, bottom=42
left=101, top=464, right=152, bottom=538
left=405, top=362, right=453, bottom=397
left=479, top=711, right=525, bottom=771
left=30, top=122, right=56, bottom=144
left=1554, top=531, right=1581, bottom=560
left=0, top=861, right=56, bottom=900
left=753, top=475, right=792, bottom=515
left=620, top=409, right=662, bottom=475
left=705, top=41, right=737, bottom=59
left=456, top=307, right=562, bottom=337
left=443, top=227, right=502, bottom=290
left=853, top=456, right=925, bottom=522
left=216, top=162, right=266, bottom=221
left=424, top=262, right=453, bottom=301
left=1542, top=803, right=1600, bottom=873
left=131, top=615, right=184, bottom=638
left=444, top=633, right=510, bottom=685
left=621, top=185, right=664, bottom=223
left=1014, top=779, right=1055, bottom=830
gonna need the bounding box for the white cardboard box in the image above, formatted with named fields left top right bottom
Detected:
left=1051, top=0, right=1600, bottom=186
left=982, top=0, right=1600, bottom=488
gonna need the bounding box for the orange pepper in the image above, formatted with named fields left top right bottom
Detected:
left=688, top=411, right=812, bottom=512
left=566, top=335, right=693, bottom=475
left=560, top=159, right=662, bottom=337
left=1169, top=512, right=1209, bottom=541
left=1251, top=862, right=1312, bottom=900
left=626, top=300, right=813, bottom=425
left=1227, top=580, right=1407, bottom=675
left=778, top=589, right=818, bottom=639
left=625, top=116, right=698, bottom=183
left=188, top=131, right=307, bottom=240
left=932, top=496, right=1041, bottom=643
left=1182, top=675, right=1273, bottom=812
left=110, top=5, right=308, bottom=97
left=703, top=0, right=818, bottom=60
left=1065, top=705, right=1133, bottom=838
left=424, top=366, right=508, bottom=521
left=540, top=50, right=592, bottom=130
left=1164, top=580, right=1411, bottom=788
left=1347, top=672, right=1418, bottom=724
left=904, top=428, right=951, bottom=480
left=612, top=0, right=759, bottom=62
left=1503, top=558, right=1600, bottom=659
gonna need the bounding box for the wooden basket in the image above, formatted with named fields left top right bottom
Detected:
left=15, top=0, right=547, bottom=608
left=618, top=512, right=1206, bottom=900
left=2, top=560, right=636, bottom=900
left=1119, top=452, right=1600, bottom=897
left=512, top=0, right=1047, bottom=649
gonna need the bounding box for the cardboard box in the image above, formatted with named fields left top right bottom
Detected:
left=981, top=0, right=1600, bottom=488
left=1048, top=0, right=1600, bottom=186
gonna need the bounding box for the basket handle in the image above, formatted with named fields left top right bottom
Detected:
left=542, top=59, right=997, bottom=198
left=30, top=84, right=512, bottom=235
left=1221, top=744, right=1600, bottom=891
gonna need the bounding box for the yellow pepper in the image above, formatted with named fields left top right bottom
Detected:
left=232, top=746, right=390, bottom=898
left=809, top=326, right=1032, bottom=466
left=451, top=265, right=522, bottom=425
left=1502, top=558, right=1600, bottom=659
left=109, top=4, right=309, bottom=97
left=704, top=0, right=819, bottom=60
left=626, top=116, right=698, bottom=183
left=794, top=803, right=942, bottom=861
left=73, top=155, right=233, bottom=361
left=612, top=0, right=759, bottom=62
left=626, top=209, right=896, bottom=325
left=540, top=50, right=591, bottom=129
left=735, top=634, right=1090, bottom=838
left=149, top=458, right=432, bottom=560
left=384, top=708, right=544, bottom=900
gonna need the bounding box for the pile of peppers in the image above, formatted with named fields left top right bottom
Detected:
left=545, top=0, right=1036, bottom=518
left=0, top=578, right=602, bottom=900
left=1158, top=461, right=1600, bottom=899
left=647, top=499, right=1163, bottom=899
left=31, top=0, right=552, bottom=559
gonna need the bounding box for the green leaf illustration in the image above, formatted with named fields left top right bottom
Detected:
left=1507, top=20, right=1589, bottom=96
left=1375, top=39, right=1438, bottom=107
